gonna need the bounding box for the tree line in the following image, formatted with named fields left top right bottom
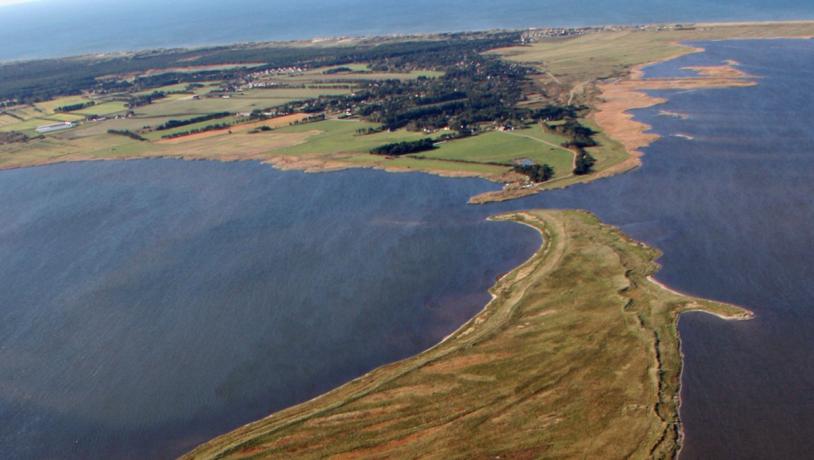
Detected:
left=370, top=138, right=436, bottom=155
left=155, top=112, right=231, bottom=131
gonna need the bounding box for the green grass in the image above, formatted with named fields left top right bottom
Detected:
left=582, top=118, right=630, bottom=171
left=419, top=126, right=573, bottom=178
left=233, top=87, right=354, bottom=103
left=323, top=63, right=371, bottom=72
left=73, top=101, right=128, bottom=116
left=182, top=210, right=751, bottom=460
left=496, top=31, right=684, bottom=83
left=495, top=23, right=814, bottom=85
left=34, top=95, right=91, bottom=114
left=133, top=97, right=262, bottom=117
left=142, top=115, right=241, bottom=140
left=0, top=117, right=71, bottom=134
left=134, top=83, right=193, bottom=95
left=133, top=86, right=354, bottom=117
left=382, top=156, right=507, bottom=175
left=273, top=120, right=427, bottom=156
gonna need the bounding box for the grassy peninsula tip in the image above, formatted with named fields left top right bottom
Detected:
left=183, top=210, right=751, bottom=459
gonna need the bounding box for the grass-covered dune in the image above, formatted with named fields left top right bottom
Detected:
left=184, top=210, right=751, bottom=459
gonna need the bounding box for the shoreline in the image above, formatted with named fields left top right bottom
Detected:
left=4, top=19, right=814, bottom=65
left=596, top=42, right=765, bottom=457
left=3, top=32, right=812, bottom=205
left=590, top=43, right=756, bottom=174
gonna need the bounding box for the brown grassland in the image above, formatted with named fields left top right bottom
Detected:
left=183, top=210, right=751, bottom=459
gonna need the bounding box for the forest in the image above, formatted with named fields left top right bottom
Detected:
left=0, top=32, right=520, bottom=102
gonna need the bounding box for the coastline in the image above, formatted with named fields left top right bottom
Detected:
left=590, top=42, right=765, bottom=457
left=590, top=45, right=756, bottom=175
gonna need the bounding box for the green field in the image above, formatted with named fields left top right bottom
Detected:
left=132, top=86, right=353, bottom=117
left=233, top=87, right=354, bottom=103
left=183, top=210, right=751, bottom=459
left=0, top=116, right=78, bottom=134
left=420, top=126, right=574, bottom=178
left=73, top=101, right=129, bottom=117
left=495, top=22, right=814, bottom=89
left=273, top=120, right=426, bottom=156
left=34, top=95, right=91, bottom=113
left=141, top=115, right=241, bottom=140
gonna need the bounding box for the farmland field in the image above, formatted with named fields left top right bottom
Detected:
left=421, top=126, right=574, bottom=178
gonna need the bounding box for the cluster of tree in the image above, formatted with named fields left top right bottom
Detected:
left=533, top=105, right=584, bottom=121
left=282, top=52, right=534, bottom=133
left=0, top=131, right=29, bottom=144
left=289, top=113, right=326, bottom=125
left=126, top=91, right=166, bottom=108
left=554, top=119, right=598, bottom=148
left=573, top=149, right=597, bottom=175
left=155, top=112, right=231, bottom=131
left=107, top=129, right=146, bottom=141
left=356, top=126, right=385, bottom=135
left=370, top=138, right=436, bottom=156
left=160, top=123, right=231, bottom=139
left=55, top=101, right=95, bottom=112
left=323, top=66, right=354, bottom=74
left=513, top=162, right=554, bottom=182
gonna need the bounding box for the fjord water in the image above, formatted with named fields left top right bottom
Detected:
left=3, top=39, right=814, bottom=460
left=2, top=0, right=814, bottom=61
left=0, top=161, right=540, bottom=459
left=512, top=39, right=814, bottom=458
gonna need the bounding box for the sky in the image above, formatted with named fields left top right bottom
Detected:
left=0, top=0, right=38, bottom=6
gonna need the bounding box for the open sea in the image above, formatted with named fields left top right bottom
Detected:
left=0, top=0, right=814, bottom=61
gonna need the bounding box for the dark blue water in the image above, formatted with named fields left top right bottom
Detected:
left=509, top=39, right=814, bottom=458
left=0, top=160, right=540, bottom=459
left=1, top=0, right=814, bottom=61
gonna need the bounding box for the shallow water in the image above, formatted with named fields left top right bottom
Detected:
left=0, top=160, right=540, bottom=459
left=511, top=39, right=814, bottom=458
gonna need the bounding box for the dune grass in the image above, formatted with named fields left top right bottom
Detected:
left=494, top=22, right=814, bottom=86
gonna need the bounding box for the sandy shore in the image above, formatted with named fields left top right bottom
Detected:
left=592, top=49, right=756, bottom=174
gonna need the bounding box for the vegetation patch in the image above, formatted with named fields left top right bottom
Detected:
left=370, top=138, right=436, bottom=156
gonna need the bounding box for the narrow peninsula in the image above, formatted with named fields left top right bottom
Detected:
left=184, top=210, right=751, bottom=459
